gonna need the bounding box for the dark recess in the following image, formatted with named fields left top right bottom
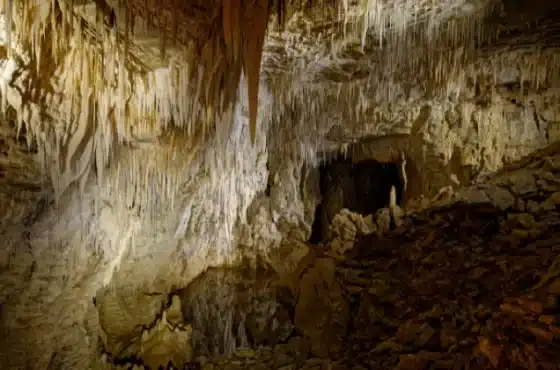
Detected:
left=309, top=155, right=404, bottom=244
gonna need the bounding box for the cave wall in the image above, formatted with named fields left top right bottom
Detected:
left=283, top=70, right=560, bottom=205
left=0, top=87, right=276, bottom=368
left=2, top=67, right=559, bottom=369
left=0, top=66, right=322, bottom=368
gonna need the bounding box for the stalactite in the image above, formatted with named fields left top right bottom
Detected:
left=0, top=0, right=558, bottom=221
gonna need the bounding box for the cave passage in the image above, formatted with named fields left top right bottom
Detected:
left=309, top=156, right=404, bottom=243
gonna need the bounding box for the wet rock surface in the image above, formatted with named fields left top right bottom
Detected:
left=100, top=144, right=560, bottom=369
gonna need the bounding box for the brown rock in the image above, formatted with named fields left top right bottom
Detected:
left=469, top=267, right=487, bottom=280
left=270, top=240, right=311, bottom=280
left=540, top=191, right=560, bottom=210
left=396, top=320, right=430, bottom=345
left=547, top=278, right=560, bottom=295
left=294, top=258, right=350, bottom=357
left=440, top=327, right=458, bottom=348
left=415, top=324, right=436, bottom=347
left=394, top=354, right=428, bottom=370
left=372, top=338, right=402, bottom=354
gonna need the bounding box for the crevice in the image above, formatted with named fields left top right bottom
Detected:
left=308, top=201, right=324, bottom=244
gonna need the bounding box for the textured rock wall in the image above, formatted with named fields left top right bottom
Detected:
left=0, top=4, right=559, bottom=368
left=1, top=81, right=558, bottom=370
left=180, top=268, right=294, bottom=357
left=296, top=83, right=559, bottom=203
left=0, top=92, right=276, bottom=368
left=188, top=142, right=560, bottom=370
left=68, top=142, right=559, bottom=370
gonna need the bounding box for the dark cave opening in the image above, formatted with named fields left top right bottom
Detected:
left=309, top=202, right=324, bottom=244
left=309, top=156, right=405, bottom=244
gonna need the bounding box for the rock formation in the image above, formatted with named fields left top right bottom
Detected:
left=190, top=141, right=560, bottom=370
left=0, top=0, right=558, bottom=369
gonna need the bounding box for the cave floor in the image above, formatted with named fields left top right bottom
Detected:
left=195, top=150, right=560, bottom=370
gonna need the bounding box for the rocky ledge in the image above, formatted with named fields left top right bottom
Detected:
left=103, top=143, right=560, bottom=370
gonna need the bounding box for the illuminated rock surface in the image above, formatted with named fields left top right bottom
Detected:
left=0, top=0, right=559, bottom=369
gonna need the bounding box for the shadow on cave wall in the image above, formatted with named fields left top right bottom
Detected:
left=309, top=156, right=404, bottom=243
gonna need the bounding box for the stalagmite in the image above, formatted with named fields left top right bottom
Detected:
left=397, top=150, right=407, bottom=207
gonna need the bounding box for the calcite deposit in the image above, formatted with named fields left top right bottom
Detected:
left=0, top=0, right=559, bottom=369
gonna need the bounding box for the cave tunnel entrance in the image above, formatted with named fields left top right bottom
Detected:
left=309, top=155, right=405, bottom=244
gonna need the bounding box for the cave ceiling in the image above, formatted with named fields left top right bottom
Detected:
left=0, top=0, right=559, bottom=231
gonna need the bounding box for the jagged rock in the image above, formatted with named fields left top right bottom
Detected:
left=374, top=208, right=392, bottom=234
left=541, top=191, right=560, bottom=210
left=485, top=185, right=516, bottom=210
left=245, top=298, right=294, bottom=346
left=327, top=209, right=375, bottom=256
left=197, top=186, right=560, bottom=368
left=456, top=186, right=491, bottom=204
left=505, top=170, right=540, bottom=196
left=96, top=285, right=166, bottom=355
left=188, top=148, right=554, bottom=369
left=507, top=213, right=536, bottom=229
left=2, top=0, right=560, bottom=367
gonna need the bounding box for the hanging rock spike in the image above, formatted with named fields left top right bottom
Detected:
left=242, top=0, right=269, bottom=145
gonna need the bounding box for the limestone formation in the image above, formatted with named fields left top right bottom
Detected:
left=0, top=0, right=559, bottom=369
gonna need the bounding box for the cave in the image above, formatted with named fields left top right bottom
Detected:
left=309, top=156, right=405, bottom=243
left=1, top=0, right=560, bottom=369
